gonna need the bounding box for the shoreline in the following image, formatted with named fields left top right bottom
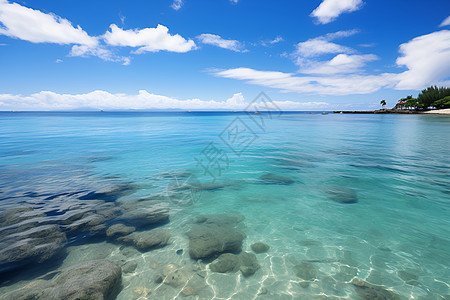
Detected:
left=333, top=108, right=450, bottom=114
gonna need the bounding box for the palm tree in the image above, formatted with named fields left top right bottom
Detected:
left=380, top=100, right=386, bottom=109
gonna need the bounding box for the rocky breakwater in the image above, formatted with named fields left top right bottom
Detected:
left=187, top=213, right=246, bottom=259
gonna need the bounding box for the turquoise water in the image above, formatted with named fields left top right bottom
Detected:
left=0, top=111, right=449, bottom=299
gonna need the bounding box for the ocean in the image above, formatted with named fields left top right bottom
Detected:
left=0, top=111, right=449, bottom=299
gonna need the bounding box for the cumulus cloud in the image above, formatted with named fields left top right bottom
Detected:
left=0, top=90, right=328, bottom=111
left=197, top=33, right=246, bottom=52
left=0, top=0, right=97, bottom=46
left=171, top=0, right=183, bottom=11
left=104, top=24, right=196, bottom=53
left=311, top=0, right=363, bottom=24
left=439, top=16, right=450, bottom=27
left=395, top=30, right=450, bottom=89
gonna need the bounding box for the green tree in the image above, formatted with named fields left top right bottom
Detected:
left=432, top=96, right=450, bottom=109
left=380, top=100, right=386, bottom=109
left=417, top=86, right=450, bottom=109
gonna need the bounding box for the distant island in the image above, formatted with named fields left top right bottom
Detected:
left=334, top=86, right=450, bottom=114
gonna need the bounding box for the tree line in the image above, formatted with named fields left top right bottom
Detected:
left=393, top=86, right=450, bottom=110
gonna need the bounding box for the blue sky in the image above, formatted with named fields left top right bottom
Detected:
left=0, top=0, right=449, bottom=110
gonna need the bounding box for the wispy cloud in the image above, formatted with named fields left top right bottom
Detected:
left=261, top=36, right=283, bottom=47
left=300, top=54, right=378, bottom=75
left=171, top=0, right=183, bottom=11
left=292, top=29, right=376, bottom=74
left=439, top=15, right=450, bottom=27
left=197, top=33, right=246, bottom=52
left=311, top=0, right=364, bottom=24
left=214, top=67, right=395, bottom=95
left=0, top=90, right=328, bottom=111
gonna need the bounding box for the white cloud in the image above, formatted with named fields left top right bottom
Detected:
left=215, top=67, right=395, bottom=95
left=104, top=24, right=196, bottom=53
left=292, top=29, right=376, bottom=74
left=311, top=0, right=363, bottom=24
left=70, top=45, right=131, bottom=65
left=294, top=29, right=357, bottom=58
left=300, top=54, right=378, bottom=74
left=395, top=30, right=450, bottom=89
left=214, top=30, right=450, bottom=94
left=55, top=59, right=63, bottom=63
left=171, top=0, right=183, bottom=11
left=197, top=33, right=246, bottom=52
left=440, top=16, right=450, bottom=27
left=0, top=90, right=327, bottom=111
left=261, top=36, right=283, bottom=47
left=0, top=0, right=97, bottom=46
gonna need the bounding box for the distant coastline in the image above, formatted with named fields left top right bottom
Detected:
left=333, top=108, right=450, bottom=115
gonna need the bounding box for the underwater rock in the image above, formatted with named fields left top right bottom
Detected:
left=162, top=264, right=190, bottom=287
left=251, top=242, right=270, bottom=253
left=209, top=253, right=240, bottom=273
left=239, top=252, right=260, bottom=277
left=106, top=223, right=135, bottom=239
left=0, top=207, right=46, bottom=238
left=2, top=259, right=121, bottom=300
left=294, top=262, right=317, bottom=280
left=195, top=213, right=244, bottom=227
left=117, top=228, right=170, bottom=251
left=121, top=261, right=137, bottom=274
left=259, top=173, right=295, bottom=185
left=326, top=186, right=358, bottom=204
left=181, top=286, right=196, bottom=296
left=351, top=277, right=401, bottom=300
left=78, top=184, right=137, bottom=202
left=118, top=206, right=169, bottom=228
left=0, top=224, right=67, bottom=274
left=63, top=213, right=107, bottom=237
left=299, top=281, right=310, bottom=288
left=398, top=270, right=419, bottom=286
left=187, top=224, right=245, bottom=259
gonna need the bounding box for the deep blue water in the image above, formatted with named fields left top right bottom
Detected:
left=0, top=111, right=449, bottom=299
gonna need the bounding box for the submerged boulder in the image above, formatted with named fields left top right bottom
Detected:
left=2, top=259, right=122, bottom=300
left=117, top=228, right=170, bottom=251
left=118, top=206, right=169, bottom=228
left=351, top=278, right=401, bottom=300
left=209, top=253, right=240, bottom=273
left=195, top=213, right=244, bottom=227
left=209, top=252, right=260, bottom=276
left=251, top=242, right=270, bottom=254
left=0, top=224, right=67, bottom=274
left=326, top=186, right=358, bottom=204
left=239, top=252, right=260, bottom=277
left=106, top=224, right=135, bottom=239
left=259, top=173, right=295, bottom=185
left=294, top=262, right=317, bottom=280
left=187, top=224, right=245, bottom=259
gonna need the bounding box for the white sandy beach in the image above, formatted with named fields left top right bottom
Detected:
left=422, top=108, right=450, bottom=114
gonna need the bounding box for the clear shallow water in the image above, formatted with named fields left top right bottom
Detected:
left=0, top=111, right=449, bottom=299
